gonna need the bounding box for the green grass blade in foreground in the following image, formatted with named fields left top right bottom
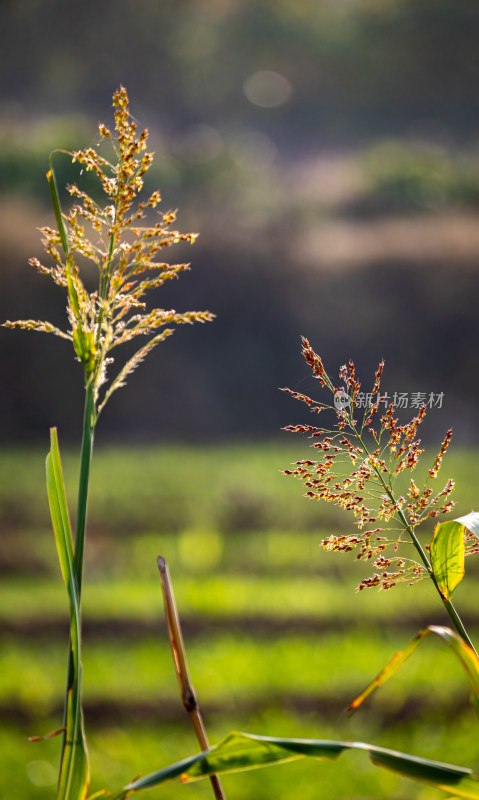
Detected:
left=430, top=521, right=466, bottom=600
left=46, top=428, right=89, bottom=800
left=124, top=731, right=479, bottom=799
left=346, top=625, right=479, bottom=717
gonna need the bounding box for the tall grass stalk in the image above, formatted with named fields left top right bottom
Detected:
left=158, top=557, right=226, bottom=800
left=4, top=86, right=214, bottom=800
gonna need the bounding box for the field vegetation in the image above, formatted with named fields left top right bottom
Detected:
left=2, top=8, right=479, bottom=793
left=2, top=442, right=479, bottom=799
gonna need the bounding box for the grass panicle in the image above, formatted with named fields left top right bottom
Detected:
left=282, top=338, right=477, bottom=653
left=282, top=338, right=459, bottom=591
left=4, top=86, right=214, bottom=416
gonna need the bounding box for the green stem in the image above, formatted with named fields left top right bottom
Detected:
left=58, top=380, right=96, bottom=779
left=441, top=596, right=477, bottom=653
left=395, top=505, right=477, bottom=656
left=74, top=379, right=96, bottom=597
left=96, top=187, right=121, bottom=352
left=355, top=431, right=478, bottom=656
left=99, top=154, right=124, bottom=304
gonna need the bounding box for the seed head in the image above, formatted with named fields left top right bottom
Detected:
left=283, top=341, right=456, bottom=591
left=4, top=87, right=214, bottom=417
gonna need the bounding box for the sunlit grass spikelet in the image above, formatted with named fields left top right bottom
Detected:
left=3, top=86, right=214, bottom=416
left=282, top=338, right=462, bottom=592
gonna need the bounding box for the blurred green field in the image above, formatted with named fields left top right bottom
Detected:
left=1, top=442, right=479, bottom=800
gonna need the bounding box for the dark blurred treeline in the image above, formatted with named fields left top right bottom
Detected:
left=1, top=0, right=479, bottom=444
left=3, top=0, right=479, bottom=142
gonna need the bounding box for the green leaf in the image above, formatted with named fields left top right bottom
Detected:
left=47, top=158, right=70, bottom=258
left=47, top=156, right=82, bottom=323
left=346, top=625, right=479, bottom=718
left=430, top=520, right=465, bottom=599
left=124, top=731, right=479, bottom=798
left=46, top=428, right=89, bottom=800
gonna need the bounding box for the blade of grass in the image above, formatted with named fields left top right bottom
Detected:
left=46, top=428, right=89, bottom=800
left=47, top=154, right=97, bottom=376
left=346, top=625, right=479, bottom=716
left=125, top=731, right=479, bottom=799
left=47, top=155, right=81, bottom=319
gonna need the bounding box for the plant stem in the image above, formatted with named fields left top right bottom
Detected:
left=59, top=381, right=96, bottom=773
left=441, top=597, right=477, bottom=654
left=395, top=504, right=478, bottom=655
left=355, top=432, right=477, bottom=656
left=74, top=379, right=96, bottom=597
left=158, top=556, right=227, bottom=800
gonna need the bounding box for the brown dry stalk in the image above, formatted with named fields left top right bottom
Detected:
left=157, top=556, right=226, bottom=800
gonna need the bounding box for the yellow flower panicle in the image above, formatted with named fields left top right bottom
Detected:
left=4, top=86, right=214, bottom=415
left=283, top=338, right=458, bottom=591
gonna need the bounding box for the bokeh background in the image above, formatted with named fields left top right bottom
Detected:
left=2, top=0, right=479, bottom=443
left=2, top=2, right=479, bottom=799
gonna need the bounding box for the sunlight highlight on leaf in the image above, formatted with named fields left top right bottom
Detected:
left=346, top=625, right=479, bottom=718
left=124, top=731, right=479, bottom=799
left=431, top=521, right=465, bottom=600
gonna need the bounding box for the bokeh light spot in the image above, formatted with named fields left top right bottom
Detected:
left=243, top=70, right=292, bottom=108
left=229, top=130, right=278, bottom=171
left=27, top=760, right=57, bottom=787
left=172, top=124, right=223, bottom=164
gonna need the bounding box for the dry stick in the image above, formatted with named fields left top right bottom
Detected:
left=157, top=556, right=227, bottom=800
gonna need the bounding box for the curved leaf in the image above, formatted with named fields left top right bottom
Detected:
left=124, top=731, right=479, bottom=798
left=346, top=625, right=479, bottom=717
left=431, top=520, right=465, bottom=599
